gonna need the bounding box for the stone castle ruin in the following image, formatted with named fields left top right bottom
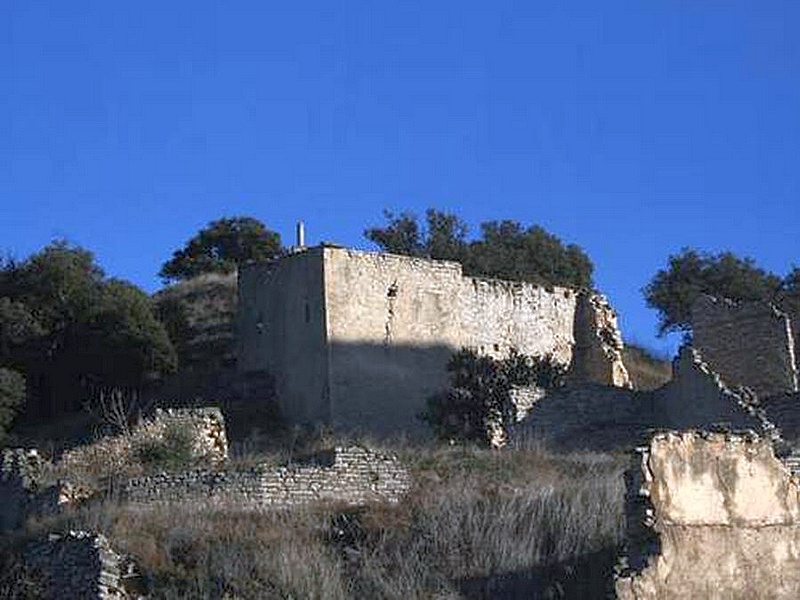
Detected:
left=6, top=244, right=800, bottom=598
left=237, top=245, right=630, bottom=435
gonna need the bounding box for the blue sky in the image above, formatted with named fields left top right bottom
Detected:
left=3, top=1, right=799, bottom=356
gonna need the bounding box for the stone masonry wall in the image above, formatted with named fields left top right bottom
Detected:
left=124, top=445, right=411, bottom=509
left=571, top=292, right=631, bottom=387
left=692, top=295, right=799, bottom=397
left=509, top=384, right=656, bottom=452
left=319, top=247, right=628, bottom=434
left=616, top=431, right=800, bottom=599
left=26, top=530, right=126, bottom=600
left=511, top=345, right=770, bottom=453
left=60, top=407, right=228, bottom=479
left=655, top=346, right=764, bottom=434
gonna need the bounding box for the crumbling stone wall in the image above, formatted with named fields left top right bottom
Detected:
left=124, top=445, right=411, bottom=509
left=656, top=346, right=763, bottom=433
left=0, top=448, right=60, bottom=531
left=571, top=292, right=631, bottom=387
left=616, top=431, right=800, bottom=599
left=26, top=530, right=126, bottom=599
left=509, top=384, right=657, bottom=452
left=511, top=345, right=768, bottom=453
left=692, top=295, right=799, bottom=397
left=60, top=407, right=228, bottom=478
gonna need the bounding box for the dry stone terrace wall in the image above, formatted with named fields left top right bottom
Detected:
left=616, top=431, right=800, bottom=599
left=692, top=295, right=799, bottom=397
left=26, top=531, right=127, bottom=600
left=124, top=446, right=411, bottom=509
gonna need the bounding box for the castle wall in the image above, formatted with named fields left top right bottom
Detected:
left=692, top=295, right=799, bottom=397
left=323, top=249, right=462, bottom=434
left=616, top=432, right=800, bottom=599
left=237, top=250, right=330, bottom=425
left=656, top=346, right=762, bottom=432
left=509, top=384, right=655, bottom=452
left=238, top=246, right=629, bottom=434
left=321, top=248, right=591, bottom=434
left=458, top=277, right=577, bottom=363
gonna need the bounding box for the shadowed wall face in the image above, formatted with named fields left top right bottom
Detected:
left=692, top=295, right=799, bottom=397
left=322, top=248, right=581, bottom=434
left=238, top=250, right=329, bottom=425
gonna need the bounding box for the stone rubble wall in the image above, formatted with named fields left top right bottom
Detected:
left=0, top=408, right=229, bottom=529
left=124, top=445, right=411, bottom=509
left=692, top=295, right=799, bottom=398
left=26, top=530, right=127, bottom=600
left=511, top=344, right=774, bottom=453
left=656, top=346, right=765, bottom=434
left=59, top=407, right=228, bottom=484
left=509, top=384, right=657, bottom=452
left=616, top=431, right=800, bottom=599
left=0, top=448, right=60, bottom=531
left=571, top=292, right=631, bottom=388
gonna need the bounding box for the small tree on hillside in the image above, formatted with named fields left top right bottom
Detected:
left=421, top=349, right=566, bottom=445
left=0, top=367, right=25, bottom=443
left=643, top=248, right=785, bottom=336
left=160, top=216, right=283, bottom=283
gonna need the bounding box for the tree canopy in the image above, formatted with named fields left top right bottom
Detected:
left=643, top=248, right=798, bottom=336
left=160, top=216, right=283, bottom=283
left=364, top=209, right=593, bottom=289
left=0, top=242, right=176, bottom=420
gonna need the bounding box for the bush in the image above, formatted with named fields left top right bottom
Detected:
left=0, top=367, right=26, bottom=443
left=135, top=422, right=195, bottom=472
left=421, top=349, right=566, bottom=445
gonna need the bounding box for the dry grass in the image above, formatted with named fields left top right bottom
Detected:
left=26, top=442, right=627, bottom=599
left=623, top=343, right=672, bottom=391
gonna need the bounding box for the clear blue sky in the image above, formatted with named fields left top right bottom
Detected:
left=3, top=1, right=799, bottom=356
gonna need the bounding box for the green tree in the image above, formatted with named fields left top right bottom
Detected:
left=0, top=242, right=177, bottom=417
left=365, top=209, right=593, bottom=289
left=0, top=367, right=25, bottom=443
left=465, top=220, right=593, bottom=288
left=777, top=266, right=800, bottom=318
left=421, top=349, right=565, bottom=445
left=364, top=210, right=424, bottom=257
left=643, top=249, right=784, bottom=336
left=364, top=209, right=468, bottom=260
left=160, top=216, right=283, bottom=283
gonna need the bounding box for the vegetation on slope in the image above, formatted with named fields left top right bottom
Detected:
left=622, top=343, right=672, bottom=391
left=19, top=443, right=626, bottom=599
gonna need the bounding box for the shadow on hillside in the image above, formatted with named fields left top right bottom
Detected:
left=457, top=547, right=618, bottom=600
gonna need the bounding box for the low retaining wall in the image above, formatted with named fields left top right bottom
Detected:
left=616, top=431, right=800, bottom=599
left=124, top=445, right=411, bottom=509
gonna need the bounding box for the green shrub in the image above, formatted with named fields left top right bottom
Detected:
left=421, top=349, right=566, bottom=445
left=135, top=422, right=195, bottom=472
left=0, top=367, right=26, bottom=443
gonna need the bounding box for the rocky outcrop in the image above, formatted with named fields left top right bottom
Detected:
left=617, top=431, right=800, bottom=599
